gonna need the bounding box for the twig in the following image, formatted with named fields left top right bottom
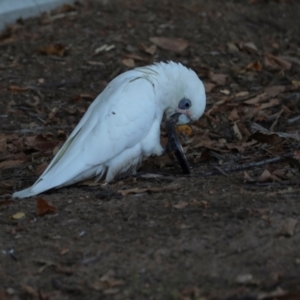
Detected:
left=194, top=153, right=294, bottom=177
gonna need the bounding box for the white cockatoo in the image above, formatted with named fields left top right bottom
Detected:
left=13, top=61, right=206, bottom=198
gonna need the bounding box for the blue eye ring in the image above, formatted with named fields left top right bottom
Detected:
left=178, top=98, right=192, bottom=110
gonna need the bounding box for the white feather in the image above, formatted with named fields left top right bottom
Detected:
left=13, top=61, right=206, bottom=198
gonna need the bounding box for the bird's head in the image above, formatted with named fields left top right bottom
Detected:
left=164, top=64, right=206, bottom=125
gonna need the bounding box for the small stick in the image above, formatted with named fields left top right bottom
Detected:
left=194, top=153, right=294, bottom=177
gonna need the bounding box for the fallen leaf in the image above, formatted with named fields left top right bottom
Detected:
left=95, top=44, right=115, bottom=54
left=203, top=82, right=216, bottom=93
left=245, top=60, right=262, bottom=72
left=278, top=218, right=298, bottom=237
left=260, top=98, right=280, bottom=110
left=36, top=198, right=57, bottom=216
left=11, top=212, right=25, bottom=220
left=121, top=58, right=135, bottom=68
left=123, top=53, right=148, bottom=61
left=141, top=44, right=157, bottom=55
left=9, top=85, right=28, bottom=92
left=233, top=123, right=243, bottom=140
left=21, top=285, right=38, bottom=297
left=149, top=37, right=188, bottom=52
left=227, top=42, right=239, bottom=53
left=219, top=89, right=230, bottom=95
left=0, top=137, right=7, bottom=153
left=258, top=169, right=281, bottom=182
left=250, top=132, right=280, bottom=144
left=264, top=53, right=291, bottom=70
left=265, top=85, right=285, bottom=97
left=38, top=43, right=66, bottom=56
left=244, top=92, right=268, bottom=104
left=209, top=73, right=227, bottom=85
left=243, top=171, right=255, bottom=183
left=173, top=201, right=189, bottom=209
left=228, top=108, right=240, bottom=122
left=243, top=42, right=258, bottom=53
left=35, top=163, right=48, bottom=176
left=292, top=80, right=300, bottom=88
left=0, top=180, right=13, bottom=189
left=60, top=247, right=69, bottom=255
left=235, top=91, right=249, bottom=98
left=23, top=135, right=60, bottom=152
left=0, top=160, right=25, bottom=170
left=55, top=264, right=74, bottom=275
left=118, top=185, right=180, bottom=196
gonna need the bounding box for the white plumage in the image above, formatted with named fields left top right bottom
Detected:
left=13, top=61, right=206, bottom=198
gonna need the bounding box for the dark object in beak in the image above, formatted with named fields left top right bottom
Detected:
left=165, top=114, right=191, bottom=174
left=168, top=112, right=181, bottom=124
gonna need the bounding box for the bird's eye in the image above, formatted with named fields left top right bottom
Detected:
left=178, top=98, right=192, bottom=110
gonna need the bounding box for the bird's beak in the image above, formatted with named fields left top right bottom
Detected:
left=169, top=112, right=181, bottom=124
left=170, top=110, right=192, bottom=125
left=175, top=108, right=191, bottom=116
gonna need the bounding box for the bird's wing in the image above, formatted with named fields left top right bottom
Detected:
left=38, top=75, right=157, bottom=181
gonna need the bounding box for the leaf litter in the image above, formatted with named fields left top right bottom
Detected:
left=1, top=0, right=300, bottom=299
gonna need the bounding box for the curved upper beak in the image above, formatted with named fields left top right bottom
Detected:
left=170, top=110, right=192, bottom=125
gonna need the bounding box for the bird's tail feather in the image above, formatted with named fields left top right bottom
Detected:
left=12, top=163, right=105, bottom=199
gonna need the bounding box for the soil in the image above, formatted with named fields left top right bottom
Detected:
left=1, top=0, right=300, bottom=299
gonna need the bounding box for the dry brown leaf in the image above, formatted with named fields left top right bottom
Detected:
left=258, top=169, right=281, bottom=182
left=228, top=108, right=240, bottom=122
left=60, top=247, right=69, bottom=255
left=149, top=37, right=188, bottom=52
left=245, top=60, right=262, bottom=72
left=244, top=92, right=268, bottom=104
left=265, top=85, right=285, bottom=97
left=209, top=73, right=227, bottom=85
left=220, top=89, right=230, bottom=95
left=35, top=163, right=48, bottom=176
left=173, top=201, right=189, bottom=209
left=55, top=264, right=74, bottom=275
left=36, top=198, right=57, bottom=216
left=121, top=58, right=135, bottom=68
left=243, top=171, right=255, bottom=183
left=38, top=43, right=66, bottom=57
left=258, top=169, right=274, bottom=182
left=141, top=44, right=157, bottom=55
left=9, top=85, right=28, bottom=92
left=278, top=218, right=298, bottom=237
left=21, top=284, right=38, bottom=297
left=264, top=53, right=291, bottom=70
left=249, top=131, right=280, bottom=145
left=243, top=42, right=258, bottom=53
left=235, top=91, right=249, bottom=98
left=118, top=185, right=180, bottom=196
left=250, top=132, right=280, bottom=144
left=0, top=180, right=13, bottom=188
left=227, top=42, right=239, bottom=53
left=0, top=137, right=7, bottom=153
left=260, top=99, right=280, bottom=110
left=293, top=150, right=300, bottom=160
left=23, top=135, right=60, bottom=152
left=0, top=159, right=25, bottom=170
left=203, top=82, right=216, bottom=93
left=123, top=53, right=148, bottom=61
left=233, top=123, right=243, bottom=140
